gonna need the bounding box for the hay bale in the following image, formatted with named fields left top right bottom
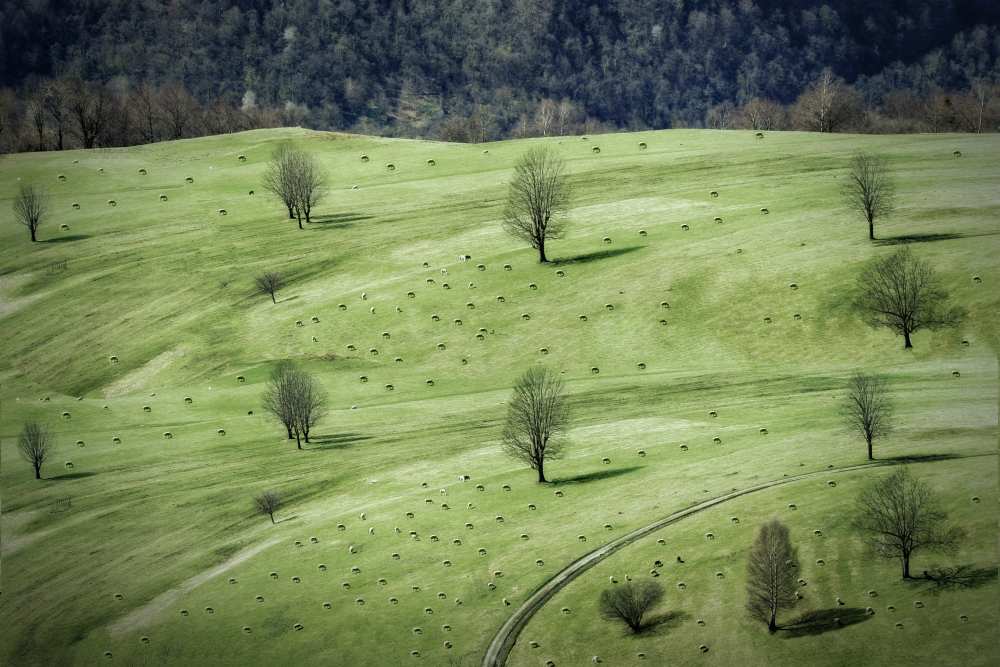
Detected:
left=437, top=342, right=446, bottom=350
left=185, top=177, right=193, bottom=184
left=521, top=313, right=531, bottom=320
left=180, top=609, right=189, bottom=616
left=113, top=436, right=121, bottom=444
left=503, top=263, right=513, bottom=271
left=77, top=440, right=85, bottom=448
left=528, top=282, right=538, bottom=290
left=736, top=248, right=743, bottom=254
left=681, top=224, right=689, bottom=231
left=108, top=199, right=117, bottom=207
left=827, top=480, right=836, bottom=487
left=495, top=515, right=505, bottom=523
left=65, top=461, right=74, bottom=469
left=712, top=436, right=721, bottom=444
left=592, top=146, right=601, bottom=153
left=442, top=282, right=450, bottom=289
left=539, top=347, right=549, bottom=355
left=72, top=202, right=81, bottom=209
left=57, top=174, right=67, bottom=182
left=680, top=444, right=688, bottom=451
left=760, top=208, right=769, bottom=214
left=603, top=236, right=612, bottom=244
left=677, top=582, right=686, bottom=590
left=386, top=163, right=396, bottom=171
left=60, top=223, right=70, bottom=231
left=973, top=275, right=982, bottom=283
left=555, top=490, right=564, bottom=497
left=163, top=432, right=173, bottom=439
left=953, top=150, right=962, bottom=157
left=793, top=313, right=802, bottom=320
left=788, top=503, right=797, bottom=510
left=217, top=429, right=226, bottom=436
left=578, top=534, right=587, bottom=542
left=816, top=559, right=825, bottom=566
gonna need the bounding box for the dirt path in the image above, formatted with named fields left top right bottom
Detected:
left=481, top=453, right=996, bottom=667
left=107, top=537, right=280, bottom=637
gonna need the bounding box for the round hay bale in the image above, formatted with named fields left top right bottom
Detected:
left=602, top=457, right=611, bottom=464
left=639, top=142, right=647, bottom=150
left=528, top=282, right=538, bottom=290
left=637, top=362, right=646, bottom=370
left=714, top=217, right=723, bottom=224
left=386, top=163, right=395, bottom=171
left=736, top=248, right=743, bottom=254
left=760, top=427, right=768, bottom=435
left=680, top=444, right=688, bottom=451
left=163, top=432, right=173, bottom=439
left=437, top=342, right=446, bottom=350
left=142, top=405, right=151, bottom=413
left=65, top=461, right=74, bottom=469
left=681, top=224, right=689, bottom=231
left=504, top=263, right=513, bottom=271
left=72, top=202, right=81, bottom=209
left=592, top=146, right=601, bottom=153
left=952, top=370, right=961, bottom=378
left=763, top=317, right=772, bottom=324
left=677, top=582, right=686, bottom=590
left=760, top=208, right=769, bottom=214
left=112, top=436, right=121, bottom=444
left=60, top=223, right=70, bottom=231
left=713, top=436, right=722, bottom=444
left=217, top=429, right=226, bottom=436
left=603, top=236, right=612, bottom=244
left=521, top=313, right=531, bottom=320
left=973, top=275, right=982, bottom=283
left=476, top=263, right=486, bottom=271
left=427, top=159, right=436, bottom=166
left=184, top=176, right=193, bottom=184
left=591, top=367, right=600, bottom=374
left=108, top=199, right=117, bottom=207
left=442, top=282, right=450, bottom=289
left=756, top=132, right=764, bottom=139
left=788, top=503, right=797, bottom=510
left=953, top=150, right=962, bottom=157
left=579, top=314, right=588, bottom=321
left=57, top=174, right=67, bottom=182
left=554, top=489, right=564, bottom=497
left=793, top=313, right=802, bottom=320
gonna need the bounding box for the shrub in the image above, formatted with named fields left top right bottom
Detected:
left=600, top=580, right=665, bottom=633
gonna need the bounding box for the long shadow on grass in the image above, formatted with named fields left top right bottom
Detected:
left=881, top=453, right=961, bottom=464
left=307, top=433, right=373, bottom=450
left=917, top=564, right=998, bottom=592
left=552, top=245, right=644, bottom=265
left=42, top=234, right=90, bottom=243
left=309, top=212, right=373, bottom=229
left=550, top=466, right=643, bottom=486
left=873, top=231, right=1000, bottom=246
left=47, top=471, right=97, bottom=481
left=635, top=610, right=689, bottom=636
left=780, top=608, right=872, bottom=638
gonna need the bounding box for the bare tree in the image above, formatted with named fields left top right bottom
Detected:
left=535, top=98, right=557, bottom=136
left=13, top=183, right=49, bottom=242
left=793, top=68, right=861, bottom=132
left=158, top=83, right=200, bottom=139
left=254, top=490, right=282, bottom=524
left=853, top=467, right=964, bottom=579
left=42, top=80, right=70, bottom=150
left=66, top=79, right=111, bottom=149
left=27, top=96, right=46, bottom=150
left=287, top=149, right=329, bottom=225
left=254, top=272, right=285, bottom=304
left=843, top=373, right=893, bottom=460
left=556, top=98, right=577, bottom=136
left=288, top=368, right=328, bottom=445
left=502, top=147, right=571, bottom=263
left=18, top=421, right=52, bottom=479
left=262, top=143, right=298, bottom=221
left=746, top=519, right=798, bottom=632
left=739, top=97, right=785, bottom=130
left=262, top=361, right=297, bottom=441
left=502, top=366, right=569, bottom=483
left=855, top=247, right=963, bottom=349
left=131, top=83, right=160, bottom=144
left=600, top=580, right=665, bottom=633
left=842, top=152, right=895, bottom=241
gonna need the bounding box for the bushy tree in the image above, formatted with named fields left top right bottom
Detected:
left=501, top=366, right=569, bottom=483
left=600, top=580, right=665, bottom=633
left=502, top=147, right=571, bottom=263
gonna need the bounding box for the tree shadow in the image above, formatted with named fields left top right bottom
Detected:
left=307, top=433, right=373, bottom=450
left=42, top=234, right=90, bottom=243
left=552, top=246, right=644, bottom=265
left=47, top=471, right=97, bottom=481
left=550, top=466, right=644, bottom=486
left=873, top=232, right=980, bottom=246
left=881, top=453, right=960, bottom=464
left=635, top=610, right=689, bottom=636
left=780, top=608, right=872, bottom=638
left=274, top=514, right=299, bottom=524
left=917, top=564, right=998, bottom=592
left=309, top=212, right=373, bottom=229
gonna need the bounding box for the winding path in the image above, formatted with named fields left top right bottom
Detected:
left=481, top=453, right=995, bottom=667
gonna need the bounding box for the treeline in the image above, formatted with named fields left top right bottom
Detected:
left=1, top=1, right=998, bottom=150
left=0, top=79, right=290, bottom=153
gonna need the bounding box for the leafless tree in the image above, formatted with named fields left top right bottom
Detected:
left=843, top=373, right=893, bottom=460
left=287, top=149, right=329, bottom=225
left=262, top=363, right=328, bottom=448
left=600, top=580, right=665, bottom=633
left=747, top=519, right=798, bottom=632
left=254, top=490, right=282, bottom=524
left=853, top=467, right=964, bottom=579
left=262, top=143, right=298, bottom=221
left=535, top=98, right=557, bottom=136
left=793, top=68, right=861, bottom=132
left=502, top=366, right=569, bottom=483
left=42, top=80, right=70, bottom=150
left=254, top=272, right=285, bottom=304
left=131, top=83, right=160, bottom=144
left=262, top=361, right=297, bottom=440
left=18, top=421, right=52, bottom=479
left=842, top=152, right=895, bottom=241
left=158, top=83, right=200, bottom=139
left=13, top=183, right=49, bottom=242
left=739, top=97, right=785, bottom=130
left=66, top=79, right=111, bottom=148
left=502, top=147, right=571, bottom=263
left=556, top=98, right=577, bottom=136
left=855, top=246, right=963, bottom=349
left=27, top=96, right=46, bottom=150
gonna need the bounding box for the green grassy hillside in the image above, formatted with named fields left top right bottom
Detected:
left=1, top=128, right=997, bottom=666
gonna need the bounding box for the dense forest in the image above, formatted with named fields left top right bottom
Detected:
left=1, top=0, right=998, bottom=150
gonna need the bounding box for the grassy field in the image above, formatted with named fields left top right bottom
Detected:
left=0, top=127, right=997, bottom=666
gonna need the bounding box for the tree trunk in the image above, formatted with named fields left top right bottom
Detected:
left=868, top=219, right=874, bottom=240
left=903, top=329, right=913, bottom=349
left=34, top=465, right=41, bottom=480
left=269, top=512, right=275, bottom=524
left=537, top=239, right=548, bottom=263
left=295, top=211, right=303, bottom=230
left=902, top=553, right=911, bottom=579
left=30, top=227, right=37, bottom=242
left=867, top=437, right=873, bottom=460
left=536, top=461, right=547, bottom=483
left=270, top=292, right=276, bottom=304
left=295, top=431, right=302, bottom=449
left=287, top=206, right=294, bottom=219
left=768, top=608, right=777, bottom=632
left=286, top=426, right=293, bottom=439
